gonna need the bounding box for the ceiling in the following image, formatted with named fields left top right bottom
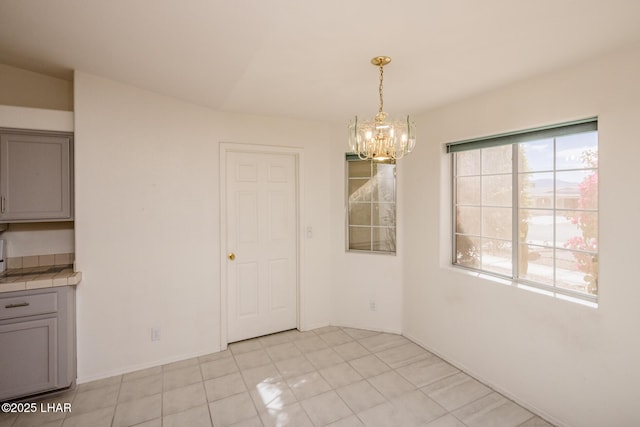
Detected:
left=1, top=0, right=640, bottom=122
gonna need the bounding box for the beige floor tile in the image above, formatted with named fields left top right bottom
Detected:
left=305, top=348, right=345, bottom=370
left=75, top=375, right=122, bottom=393
left=131, top=418, right=162, bottom=427
left=264, top=342, right=302, bottom=362
left=199, top=349, right=233, bottom=364
left=301, top=390, right=353, bottom=426
left=358, top=333, right=410, bottom=353
left=319, top=362, right=363, bottom=388
left=275, top=355, right=315, bottom=379
left=259, top=331, right=293, bottom=348
left=421, top=372, right=492, bottom=411
left=209, top=392, right=257, bottom=427
left=163, top=365, right=203, bottom=391
left=356, top=401, right=399, bottom=427
left=112, top=394, right=161, bottom=427
left=519, top=416, right=555, bottom=426
left=123, top=366, right=162, bottom=382
left=368, top=370, right=416, bottom=399
left=229, top=416, right=263, bottom=427
left=71, top=384, right=120, bottom=415
left=342, top=328, right=380, bottom=340
left=61, top=406, right=114, bottom=427
left=201, top=357, right=239, bottom=381
left=318, top=330, right=353, bottom=346
left=163, top=382, right=207, bottom=416
left=424, top=414, right=468, bottom=427
left=241, top=363, right=283, bottom=389
left=313, top=326, right=342, bottom=334
left=204, top=372, right=247, bottom=402
left=375, top=342, right=432, bottom=368
left=333, top=341, right=371, bottom=361
left=453, top=392, right=533, bottom=427
left=294, top=336, right=330, bottom=353
left=234, top=349, right=272, bottom=370
left=286, top=371, right=332, bottom=401
left=326, top=414, right=365, bottom=427
left=118, top=374, right=162, bottom=402
left=229, top=339, right=263, bottom=355
left=163, top=404, right=212, bottom=427
left=250, top=381, right=297, bottom=413
left=162, top=356, right=199, bottom=372
left=390, top=390, right=447, bottom=424
left=348, top=355, right=391, bottom=378
left=396, top=357, right=459, bottom=388
left=259, top=402, right=313, bottom=427
left=336, top=380, right=387, bottom=414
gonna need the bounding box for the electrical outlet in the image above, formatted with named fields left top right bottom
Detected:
left=151, top=327, right=161, bottom=341
left=369, top=300, right=377, bottom=311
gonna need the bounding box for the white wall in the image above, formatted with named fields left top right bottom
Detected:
left=329, top=130, right=404, bottom=333
left=0, top=64, right=73, bottom=111
left=402, top=43, right=640, bottom=427
left=74, top=72, right=333, bottom=381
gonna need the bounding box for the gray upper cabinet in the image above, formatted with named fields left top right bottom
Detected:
left=0, top=130, right=73, bottom=222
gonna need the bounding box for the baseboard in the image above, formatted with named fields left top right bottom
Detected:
left=76, top=346, right=222, bottom=384
left=332, top=321, right=402, bottom=335
left=402, top=331, right=564, bottom=427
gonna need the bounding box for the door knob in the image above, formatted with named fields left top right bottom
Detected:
left=228, top=252, right=236, bottom=261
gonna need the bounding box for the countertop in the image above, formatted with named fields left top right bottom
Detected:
left=0, top=264, right=81, bottom=293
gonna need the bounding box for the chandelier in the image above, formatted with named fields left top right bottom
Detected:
left=348, top=56, right=416, bottom=160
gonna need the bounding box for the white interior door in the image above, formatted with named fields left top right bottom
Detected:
left=226, top=150, right=298, bottom=343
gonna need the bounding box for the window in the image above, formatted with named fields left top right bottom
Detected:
left=448, top=119, right=598, bottom=302
left=346, top=155, right=396, bottom=253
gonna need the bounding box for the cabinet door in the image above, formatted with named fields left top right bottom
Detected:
left=0, top=133, right=72, bottom=221
left=0, top=317, right=58, bottom=400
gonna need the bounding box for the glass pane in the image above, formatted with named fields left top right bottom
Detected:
left=349, top=227, right=371, bottom=250
left=456, top=206, right=481, bottom=236
left=373, top=203, right=395, bottom=226
left=556, top=131, right=598, bottom=170
left=518, top=244, right=554, bottom=285
left=518, top=138, right=553, bottom=172
left=373, top=227, right=396, bottom=252
left=482, top=207, right=512, bottom=240
left=482, top=145, right=512, bottom=175
left=481, top=174, right=512, bottom=206
left=348, top=161, right=371, bottom=177
left=455, top=234, right=480, bottom=268
left=372, top=161, right=395, bottom=177
left=556, top=211, right=598, bottom=249
left=555, top=249, right=598, bottom=295
left=456, top=176, right=480, bottom=205
left=519, top=209, right=554, bottom=246
left=349, top=203, right=371, bottom=226
left=556, top=170, right=597, bottom=210
left=480, top=238, right=512, bottom=276
left=374, top=178, right=395, bottom=202
left=348, top=179, right=371, bottom=202
left=456, top=150, right=480, bottom=176
left=519, top=172, right=553, bottom=208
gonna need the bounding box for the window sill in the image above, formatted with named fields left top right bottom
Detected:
left=445, top=265, right=598, bottom=309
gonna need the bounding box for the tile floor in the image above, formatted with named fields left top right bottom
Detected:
left=0, top=326, right=554, bottom=427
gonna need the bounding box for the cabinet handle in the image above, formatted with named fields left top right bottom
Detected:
left=0, top=196, right=4, bottom=214
left=5, top=302, right=29, bottom=309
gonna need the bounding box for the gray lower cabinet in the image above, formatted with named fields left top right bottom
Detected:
left=0, top=287, right=75, bottom=401
left=0, top=129, right=73, bottom=222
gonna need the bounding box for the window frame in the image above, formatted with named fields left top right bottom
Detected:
left=448, top=119, right=598, bottom=303
left=345, top=155, right=397, bottom=255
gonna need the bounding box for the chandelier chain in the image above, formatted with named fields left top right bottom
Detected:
left=378, top=65, right=384, bottom=114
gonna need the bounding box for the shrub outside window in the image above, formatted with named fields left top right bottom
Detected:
left=449, top=119, right=598, bottom=302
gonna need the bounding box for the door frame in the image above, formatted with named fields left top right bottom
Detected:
left=219, top=142, right=304, bottom=350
